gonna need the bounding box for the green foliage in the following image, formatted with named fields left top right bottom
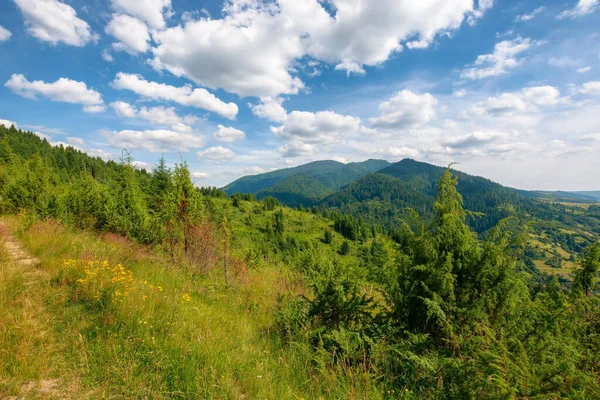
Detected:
left=255, top=173, right=336, bottom=207
left=322, top=229, right=333, bottom=244
left=223, top=159, right=390, bottom=195
left=339, top=240, right=350, bottom=255
left=573, top=243, right=600, bottom=295
left=2, top=125, right=600, bottom=397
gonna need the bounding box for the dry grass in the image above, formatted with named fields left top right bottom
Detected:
left=0, top=217, right=384, bottom=399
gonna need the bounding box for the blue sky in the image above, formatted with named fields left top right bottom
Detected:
left=0, top=0, right=599, bottom=190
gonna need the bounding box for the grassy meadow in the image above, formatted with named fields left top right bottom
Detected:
left=0, top=206, right=390, bottom=399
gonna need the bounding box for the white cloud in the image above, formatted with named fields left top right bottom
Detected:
left=580, top=133, right=600, bottom=141
left=442, top=131, right=507, bottom=149
left=110, top=101, right=199, bottom=132
left=111, top=0, right=172, bottom=30
left=557, top=0, right=599, bottom=19
left=105, top=14, right=150, bottom=54
left=578, top=81, right=600, bottom=96
left=521, top=86, right=562, bottom=105
left=515, top=6, right=545, bottom=22
left=197, top=146, right=237, bottom=161
left=468, top=0, right=495, bottom=25
left=101, top=49, right=114, bottom=62
left=470, top=86, right=561, bottom=117
left=271, top=110, right=372, bottom=144
left=453, top=89, right=468, bottom=98
left=0, top=119, right=17, bottom=128
left=14, top=0, right=98, bottom=46
left=112, top=73, right=238, bottom=119
left=249, top=96, right=287, bottom=123
left=461, top=37, right=544, bottom=80
left=279, top=140, right=317, bottom=158
left=67, top=136, right=84, bottom=146
left=110, top=101, right=137, bottom=118
left=213, top=125, right=245, bottom=143
left=150, top=2, right=305, bottom=98
left=102, top=128, right=204, bottom=152
left=149, top=0, right=490, bottom=97
left=192, top=171, right=210, bottom=180
left=0, top=26, right=12, bottom=42
left=5, top=74, right=105, bottom=113
left=363, top=146, right=420, bottom=159
left=87, top=149, right=113, bottom=160
left=369, top=90, right=437, bottom=131
left=243, top=166, right=266, bottom=175
left=577, top=66, right=592, bottom=73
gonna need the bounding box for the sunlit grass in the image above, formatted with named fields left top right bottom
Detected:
left=1, top=217, right=386, bottom=399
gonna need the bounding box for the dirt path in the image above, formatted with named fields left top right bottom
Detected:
left=2, top=229, right=40, bottom=266
left=0, top=221, right=62, bottom=399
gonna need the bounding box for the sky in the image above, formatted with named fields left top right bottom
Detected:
left=0, top=0, right=599, bottom=190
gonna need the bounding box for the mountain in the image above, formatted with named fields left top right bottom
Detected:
left=223, top=159, right=390, bottom=201
left=321, top=159, right=531, bottom=233
left=571, top=191, right=600, bottom=201
left=521, top=190, right=600, bottom=203
left=255, top=173, right=336, bottom=207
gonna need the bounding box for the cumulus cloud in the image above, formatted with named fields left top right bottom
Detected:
left=578, top=81, right=600, bottom=96
left=369, top=90, right=437, bottom=131
left=109, top=101, right=199, bottom=131
left=279, top=140, right=317, bottom=158
left=111, top=0, right=172, bottom=30
left=453, top=89, right=468, bottom=98
left=579, top=133, right=600, bottom=141
left=271, top=110, right=373, bottom=144
left=577, top=66, right=592, bottom=73
left=106, top=14, right=150, bottom=54
left=148, top=0, right=490, bottom=98
left=470, top=86, right=561, bottom=116
left=5, top=74, right=105, bottom=113
left=515, top=6, right=545, bottom=22
left=14, top=0, right=98, bottom=46
left=102, top=128, right=204, bottom=152
left=197, top=146, right=237, bottom=161
left=112, top=73, right=238, bottom=119
left=213, top=125, right=245, bottom=143
left=461, top=37, right=544, bottom=80
left=557, top=0, right=598, bottom=19
left=192, top=171, right=210, bottom=180
left=442, top=131, right=507, bottom=149
left=362, top=146, right=420, bottom=159
left=101, top=49, right=114, bottom=62
left=249, top=97, right=287, bottom=123
left=0, top=26, right=12, bottom=42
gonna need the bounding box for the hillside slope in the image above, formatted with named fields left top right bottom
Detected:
left=222, top=159, right=390, bottom=195
left=255, top=173, right=336, bottom=207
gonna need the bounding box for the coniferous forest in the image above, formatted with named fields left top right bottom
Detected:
left=1, top=123, right=599, bottom=398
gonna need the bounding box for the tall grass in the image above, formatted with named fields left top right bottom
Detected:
left=1, top=217, right=385, bottom=399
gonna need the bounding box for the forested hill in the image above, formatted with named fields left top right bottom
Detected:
left=321, top=158, right=537, bottom=233
left=223, top=158, right=390, bottom=196
left=255, top=173, right=336, bottom=207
